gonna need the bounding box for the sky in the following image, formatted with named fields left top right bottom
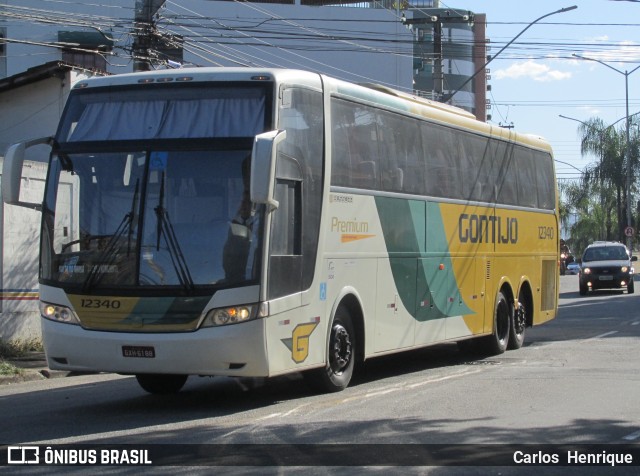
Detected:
left=445, top=0, right=640, bottom=184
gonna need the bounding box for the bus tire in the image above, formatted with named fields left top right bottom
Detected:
left=482, top=291, right=511, bottom=355
left=306, top=306, right=355, bottom=393
left=136, top=374, right=188, bottom=394
left=508, top=299, right=526, bottom=350
left=628, top=279, right=635, bottom=294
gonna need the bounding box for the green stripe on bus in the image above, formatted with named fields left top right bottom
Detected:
left=375, top=197, right=473, bottom=321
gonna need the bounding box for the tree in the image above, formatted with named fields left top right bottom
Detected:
left=577, top=118, right=625, bottom=241
left=562, top=115, right=640, bottom=253
left=561, top=179, right=615, bottom=257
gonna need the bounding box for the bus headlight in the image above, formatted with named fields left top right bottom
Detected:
left=40, top=302, right=80, bottom=325
left=582, top=267, right=591, bottom=275
left=621, top=266, right=629, bottom=273
left=201, top=305, right=256, bottom=327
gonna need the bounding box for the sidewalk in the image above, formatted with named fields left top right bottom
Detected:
left=0, top=352, right=70, bottom=386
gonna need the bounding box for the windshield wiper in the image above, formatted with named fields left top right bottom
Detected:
left=155, top=172, right=195, bottom=292
left=82, top=180, right=139, bottom=291
left=127, top=179, right=140, bottom=255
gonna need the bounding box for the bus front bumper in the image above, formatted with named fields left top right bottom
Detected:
left=41, top=317, right=270, bottom=377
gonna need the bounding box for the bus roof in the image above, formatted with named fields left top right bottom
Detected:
left=71, top=67, right=322, bottom=90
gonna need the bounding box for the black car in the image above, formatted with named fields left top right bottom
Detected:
left=579, top=241, right=637, bottom=295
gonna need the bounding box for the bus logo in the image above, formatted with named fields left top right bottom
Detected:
left=281, top=322, right=319, bottom=363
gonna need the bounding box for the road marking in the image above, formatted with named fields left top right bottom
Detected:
left=582, top=330, right=618, bottom=342
left=407, top=369, right=483, bottom=389
left=622, top=429, right=640, bottom=441
left=337, top=368, right=484, bottom=405
left=631, top=321, right=640, bottom=326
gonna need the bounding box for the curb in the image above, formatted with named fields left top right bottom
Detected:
left=0, top=352, right=70, bottom=386
left=0, top=369, right=67, bottom=386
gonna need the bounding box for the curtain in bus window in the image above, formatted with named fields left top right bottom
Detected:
left=376, top=109, right=415, bottom=193
left=495, top=142, right=518, bottom=206
left=535, top=153, right=555, bottom=210
left=330, top=98, right=380, bottom=189
left=455, top=132, right=482, bottom=200
left=516, top=147, right=539, bottom=208
left=69, top=97, right=265, bottom=141
left=350, top=107, right=379, bottom=189
left=330, top=99, right=353, bottom=187
left=423, top=123, right=461, bottom=199
left=465, top=134, right=494, bottom=203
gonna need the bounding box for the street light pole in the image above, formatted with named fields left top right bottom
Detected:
left=572, top=54, right=640, bottom=252
left=554, top=158, right=586, bottom=175
left=442, top=5, right=577, bottom=103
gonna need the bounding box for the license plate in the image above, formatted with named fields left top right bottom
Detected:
left=122, top=345, right=155, bottom=358
left=599, top=276, right=614, bottom=281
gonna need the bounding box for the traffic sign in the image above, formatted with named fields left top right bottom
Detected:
left=625, top=226, right=634, bottom=237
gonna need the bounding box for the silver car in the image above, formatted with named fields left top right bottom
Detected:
left=566, top=262, right=580, bottom=275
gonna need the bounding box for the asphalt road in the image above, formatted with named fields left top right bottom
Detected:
left=1, top=274, right=639, bottom=474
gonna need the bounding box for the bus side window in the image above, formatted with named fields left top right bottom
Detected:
left=535, top=153, right=555, bottom=210
left=424, top=125, right=459, bottom=199
left=330, top=99, right=354, bottom=187
left=382, top=167, right=404, bottom=191
left=353, top=160, right=377, bottom=189
left=496, top=142, right=518, bottom=206
left=469, top=135, right=494, bottom=203
left=516, top=148, right=539, bottom=208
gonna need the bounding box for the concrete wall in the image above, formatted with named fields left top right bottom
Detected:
left=0, top=70, right=91, bottom=341
left=0, top=159, right=47, bottom=340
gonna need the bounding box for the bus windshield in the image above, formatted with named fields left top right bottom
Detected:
left=41, top=83, right=269, bottom=292
left=42, top=149, right=263, bottom=292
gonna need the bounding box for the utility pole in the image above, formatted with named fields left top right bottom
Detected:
left=133, top=0, right=166, bottom=71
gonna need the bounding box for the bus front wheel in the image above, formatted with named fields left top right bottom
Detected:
left=136, top=374, right=188, bottom=394
left=306, top=306, right=355, bottom=393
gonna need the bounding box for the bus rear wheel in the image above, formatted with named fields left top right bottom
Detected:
left=482, top=291, right=511, bottom=355
left=508, top=299, right=526, bottom=350
left=306, top=306, right=355, bottom=393
left=136, top=374, right=188, bottom=394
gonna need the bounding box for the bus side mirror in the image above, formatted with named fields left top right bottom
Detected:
left=2, top=137, right=51, bottom=211
left=250, top=130, right=286, bottom=211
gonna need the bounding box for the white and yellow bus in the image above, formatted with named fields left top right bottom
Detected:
left=2, top=68, right=559, bottom=394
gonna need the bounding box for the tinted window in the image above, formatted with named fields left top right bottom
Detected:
left=330, top=96, right=556, bottom=210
